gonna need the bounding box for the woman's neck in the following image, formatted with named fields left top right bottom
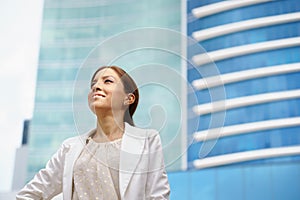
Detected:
left=93, top=110, right=125, bottom=142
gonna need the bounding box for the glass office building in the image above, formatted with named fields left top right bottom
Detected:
left=27, top=0, right=300, bottom=199
left=169, top=0, right=300, bottom=200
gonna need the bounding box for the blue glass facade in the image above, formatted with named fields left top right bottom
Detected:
left=169, top=162, right=300, bottom=200
left=187, top=0, right=300, bottom=165
left=167, top=0, right=300, bottom=199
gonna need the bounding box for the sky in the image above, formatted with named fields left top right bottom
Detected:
left=0, top=0, right=44, bottom=191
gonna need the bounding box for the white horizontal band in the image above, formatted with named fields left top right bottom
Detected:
left=192, top=0, right=273, bottom=19
left=192, top=12, right=300, bottom=41
left=193, top=145, right=300, bottom=169
left=192, top=37, right=300, bottom=66
left=192, top=63, right=300, bottom=90
left=193, top=89, right=300, bottom=115
left=193, top=117, right=300, bottom=142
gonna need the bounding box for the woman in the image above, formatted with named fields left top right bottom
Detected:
left=16, top=66, right=170, bottom=200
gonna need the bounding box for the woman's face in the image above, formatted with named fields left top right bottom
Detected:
left=88, top=68, right=127, bottom=114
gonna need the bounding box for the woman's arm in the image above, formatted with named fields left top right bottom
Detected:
left=145, top=130, right=170, bottom=200
left=16, top=142, right=69, bottom=200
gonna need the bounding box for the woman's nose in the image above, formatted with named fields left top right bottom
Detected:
left=92, top=82, right=102, bottom=92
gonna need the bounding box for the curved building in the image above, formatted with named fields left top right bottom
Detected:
left=168, top=0, right=300, bottom=199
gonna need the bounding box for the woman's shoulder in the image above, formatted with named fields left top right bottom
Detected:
left=125, top=123, right=160, bottom=139
left=125, top=122, right=156, bottom=132
left=61, top=129, right=96, bottom=145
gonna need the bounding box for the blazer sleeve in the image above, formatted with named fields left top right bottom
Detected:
left=16, top=141, right=70, bottom=200
left=145, top=130, right=171, bottom=200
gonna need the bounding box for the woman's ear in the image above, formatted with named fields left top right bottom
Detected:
left=124, top=93, right=135, bottom=106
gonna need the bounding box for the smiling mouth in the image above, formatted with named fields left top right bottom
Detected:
left=92, top=93, right=105, bottom=98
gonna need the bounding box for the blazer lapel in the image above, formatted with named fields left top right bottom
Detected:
left=119, top=123, right=146, bottom=198
left=62, top=125, right=146, bottom=199
left=63, top=132, right=92, bottom=200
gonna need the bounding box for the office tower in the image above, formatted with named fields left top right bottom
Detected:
left=12, top=120, right=30, bottom=191
left=168, top=0, right=300, bottom=199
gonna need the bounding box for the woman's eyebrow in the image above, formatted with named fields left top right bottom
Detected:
left=91, top=75, right=116, bottom=83
left=101, top=75, right=116, bottom=80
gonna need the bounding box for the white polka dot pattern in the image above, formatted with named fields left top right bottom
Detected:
left=72, top=138, right=122, bottom=200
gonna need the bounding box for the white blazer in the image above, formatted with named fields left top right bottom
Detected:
left=16, top=123, right=170, bottom=200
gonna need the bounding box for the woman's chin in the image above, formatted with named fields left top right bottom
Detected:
left=89, top=103, right=110, bottom=112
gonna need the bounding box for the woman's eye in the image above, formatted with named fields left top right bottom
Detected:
left=104, top=79, right=113, bottom=83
